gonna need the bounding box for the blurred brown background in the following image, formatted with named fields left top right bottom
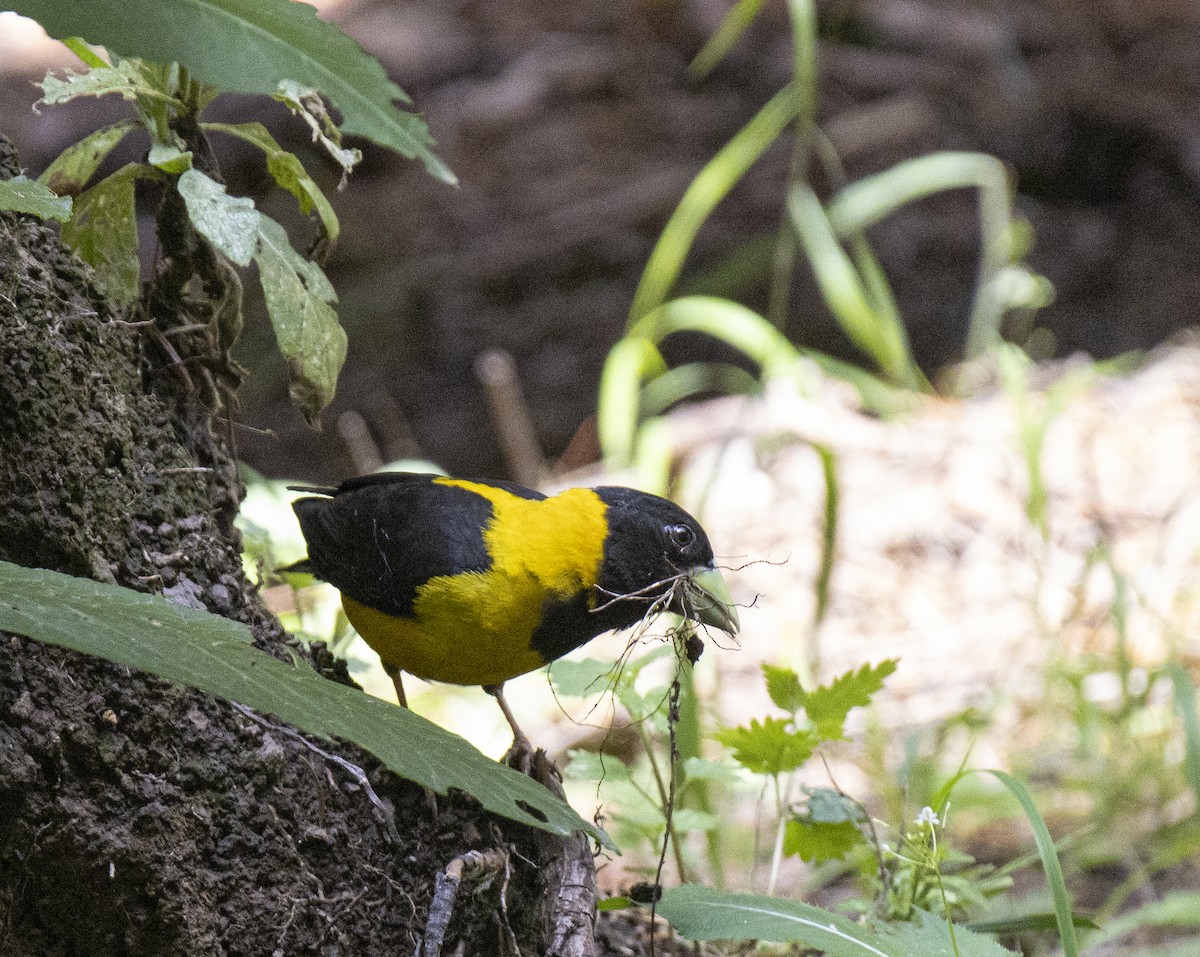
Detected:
left=4, top=0, right=1199, bottom=482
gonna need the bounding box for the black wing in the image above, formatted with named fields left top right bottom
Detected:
left=291, top=473, right=514, bottom=617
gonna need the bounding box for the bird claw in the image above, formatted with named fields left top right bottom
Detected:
left=503, top=740, right=561, bottom=785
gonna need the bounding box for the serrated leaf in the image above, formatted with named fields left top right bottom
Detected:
left=0, top=176, right=72, bottom=221
left=11, top=0, right=454, bottom=183
left=202, top=121, right=339, bottom=243
left=37, top=59, right=176, bottom=108
left=37, top=120, right=138, bottom=195
left=659, top=886, right=1017, bottom=955
left=783, top=818, right=864, bottom=863
left=801, top=659, right=898, bottom=739
left=715, top=717, right=818, bottom=776
left=62, top=163, right=146, bottom=304
left=0, top=560, right=609, bottom=847
left=878, top=909, right=1019, bottom=957
left=176, top=168, right=259, bottom=267
left=253, top=215, right=347, bottom=425
left=763, top=663, right=804, bottom=713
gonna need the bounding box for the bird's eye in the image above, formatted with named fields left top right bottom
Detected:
left=667, top=524, right=696, bottom=549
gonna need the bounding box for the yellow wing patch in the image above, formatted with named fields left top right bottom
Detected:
left=343, top=481, right=610, bottom=686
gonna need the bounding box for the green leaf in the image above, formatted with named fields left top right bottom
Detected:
left=37, top=59, right=178, bottom=108
left=967, top=913, right=1100, bottom=935
left=715, top=717, right=818, bottom=776
left=61, top=163, right=147, bottom=304
left=783, top=818, right=863, bottom=863
left=659, top=885, right=1018, bottom=955
left=253, top=215, right=347, bottom=425
left=763, top=663, right=804, bottom=713
left=202, top=121, right=339, bottom=243
left=37, top=120, right=139, bottom=195
left=0, top=175, right=72, bottom=221
left=681, top=756, right=742, bottom=783
left=1165, top=663, right=1200, bottom=807
left=11, top=0, right=454, bottom=183
left=562, top=749, right=631, bottom=784
left=176, top=168, right=259, bottom=267
left=148, top=143, right=193, bottom=174
left=801, top=659, right=898, bottom=739
left=0, top=560, right=609, bottom=847
left=548, top=657, right=619, bottom=698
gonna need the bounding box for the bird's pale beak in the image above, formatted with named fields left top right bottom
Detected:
left=676, top=564, right=740, bottom=636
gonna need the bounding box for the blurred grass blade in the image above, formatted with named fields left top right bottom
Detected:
left=936, top=769, right=1080, bottom=957
left=631, top=86, right=797, bottom=322
left=630, top=296, right=799, bottom=373
left=641, top=362, right=762, bottom=418
left=0, top=561, right=609, bottom=846
left=787, top=185, right=922, bottom=389
left=1165, top=662, right=1200, bottom=806
left=687, top=0, right=767, bottom=79
left=825, top=152, right=1019, bottom=359
left=597, top=337, right=668, bottom=466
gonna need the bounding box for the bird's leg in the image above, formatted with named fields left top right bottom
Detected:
left=483, top=683, right=534, bottom=771
left=384, top=661, right=438, bottom=817
left=383, top=661, right=408, bottom=708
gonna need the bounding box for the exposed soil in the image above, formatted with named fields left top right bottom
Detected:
left=0, top=139, right=601, bottom=956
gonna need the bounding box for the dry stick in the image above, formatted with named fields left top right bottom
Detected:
left=475, top=348, right=547, bottom=488
left=229, top=702, right=401, bottom=844
left=419, top=849, right=510, bottom=957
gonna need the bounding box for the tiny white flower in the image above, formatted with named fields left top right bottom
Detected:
left=915, top=806, right=940, bottom=827
left=879, top=842, right=891, bottom=853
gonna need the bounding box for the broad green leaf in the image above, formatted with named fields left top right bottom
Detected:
left=763, top=663, right=804, bottom=713
left=659, top=885, right=1017, bottom=955
left=783, top=817, right=864, bottom=863
left=11, top=0, right=454, bottom=183
left=801, top=659, right=898, bottom=739
left=177, top=168, right=259, bottom=267
left=37, top=59, right=179, bottom=108
left=804, top=786, right=861, bottom=823
left=203, top=121, right=339, bottom=242
left=62, top=163, right=146, bottom=304
left=549, top=657, right=620, bottom=698
left=37, top=120, right=138, bottom=195
left=148, top=143, right=193, bottom=174
left=0, top=175, right=72, bottom=221
left=254, top=215, right=347, bottom=425
left=681, top=756, right=742, bottom=783
left=562, top=749, right=632, bottom=784
left=0, top=560, right=608, bottom=846
left=715, top=717, right=818, bottom=776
